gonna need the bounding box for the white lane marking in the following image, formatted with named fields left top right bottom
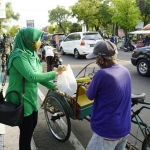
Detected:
left=38, top=89, right=85, bottom=150
left=38, top=88, right=45, bottom=102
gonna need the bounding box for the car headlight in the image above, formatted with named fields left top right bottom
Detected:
left=132, top=52, right=135, bottom=57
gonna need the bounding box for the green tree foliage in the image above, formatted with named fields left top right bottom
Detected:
left=112, top=0, right=141, bottom=37
left=143, top=0, right=150, bottom=25
left=48, top=5, right=71, bottom=34
left=91, top=0, right=113, bottom=32
left=71, top=0, right=112, bottom=32
left=48, top=25, right=58, bottom=34
left=137, top=0, right=146, bottom=15
left=0, top=2, right=20, bottom=30
left=136, top=0, right=150, bottom=25
left=8, top=25, right=20, bottom=37
left=69, top=23, right=82, bottom=33
left=71, top=0, right=100, bottom=31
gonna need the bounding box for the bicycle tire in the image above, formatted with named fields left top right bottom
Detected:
left=142, top=134, right=150, bottom=150
left=44, top=95, right=71, bottom=142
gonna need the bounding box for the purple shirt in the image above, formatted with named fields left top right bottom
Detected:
left=86, top=64, right=131, bottom=138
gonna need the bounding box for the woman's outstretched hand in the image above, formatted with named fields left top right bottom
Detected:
left=55, top=65, right=67, bottom=75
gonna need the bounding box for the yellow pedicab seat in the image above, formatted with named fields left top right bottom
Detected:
left=74, top=77, right=94, bottom=119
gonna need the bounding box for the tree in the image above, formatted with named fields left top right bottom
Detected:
left=71, top=0, right=112, bottom=32
left=8, top=25, right=20, bottom=37
left=143, top=0, right=150, bottom=25
left=112, top=0, right=141, bottom=39
left=71, top=0, right=100, bottom=31
left=136, top=0, right=150, bottom=25
left=90, top=0, right=113, bottom=32
left=0, top=2, right=20, bottom=31
left=69, top=23, right=82, bottom=33
left=137, top=0, right=146, bottom=15
left=48, top=5, right=71, bottom=34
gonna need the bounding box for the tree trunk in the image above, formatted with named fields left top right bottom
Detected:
left=125, top=29, right=128, bottom=42
left=86, top=24, right=89, bottom=32
left=138, top=0, right=146, bottom=15
left=115, top=24, right=118, bottom=36
left=59, top=23, right=66, bottom=34
left=95, top=25, right=99, bottom=31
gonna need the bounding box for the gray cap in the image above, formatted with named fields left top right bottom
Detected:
left=86, top=40, right=118, bottom=59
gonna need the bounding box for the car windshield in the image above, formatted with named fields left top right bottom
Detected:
left=83, top=33, right=101, bottom=40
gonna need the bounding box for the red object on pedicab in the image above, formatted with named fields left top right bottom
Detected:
left=143, top=24, right=150, bottom=30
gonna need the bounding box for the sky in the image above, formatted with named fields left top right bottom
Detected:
left=5, top=0, right=78, bottom=29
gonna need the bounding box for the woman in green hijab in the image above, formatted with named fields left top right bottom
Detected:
left=6, top=27, right=66, bottom=150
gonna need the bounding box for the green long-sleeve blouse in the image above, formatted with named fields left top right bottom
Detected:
left=6, top=55, right=56, bottom=116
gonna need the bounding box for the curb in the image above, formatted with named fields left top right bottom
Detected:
left=0, top=135, right=4, bottom=150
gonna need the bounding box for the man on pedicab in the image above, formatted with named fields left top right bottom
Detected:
left=86, top=40, right=131, bottom=150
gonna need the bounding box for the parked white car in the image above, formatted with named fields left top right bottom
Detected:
left=60, top=31, right=103, bottom=59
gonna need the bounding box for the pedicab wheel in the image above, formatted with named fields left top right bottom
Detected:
left=44, top=95, right=71, bottom=142
left=142, top=134, right=150, bottom=150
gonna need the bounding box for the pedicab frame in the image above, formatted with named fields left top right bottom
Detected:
left=43, top=61, right=96, bottom=142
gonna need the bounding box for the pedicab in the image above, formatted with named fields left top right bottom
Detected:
left=42, top=61, right=149, bottom=150
left=42, top=61, right=97, bottom=142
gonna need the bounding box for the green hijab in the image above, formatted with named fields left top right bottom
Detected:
left=7, top=27, right=43, bottom=74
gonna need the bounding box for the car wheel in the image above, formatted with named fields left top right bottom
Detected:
left=60, top=47, right=65, bottom=55
left=74, top=49, right=80, bottom=59
left=137, top=59, right=150, bottom=77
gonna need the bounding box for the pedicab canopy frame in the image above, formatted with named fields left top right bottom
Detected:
left=129, top=24, right=150, bottom=34
left=129, top=30, right=150, bottom=34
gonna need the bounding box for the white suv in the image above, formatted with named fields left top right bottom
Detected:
left=60, top=31, right=103, bottom=59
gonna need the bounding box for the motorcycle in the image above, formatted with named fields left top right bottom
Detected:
left=53, top=51, right=63, bottom=68
left=123, top=38, right=136, bottom=52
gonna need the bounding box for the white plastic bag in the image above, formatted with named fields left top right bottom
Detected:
left=57, top=64, right=77, bottom=96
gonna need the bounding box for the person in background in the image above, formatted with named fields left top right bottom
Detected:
left=55, top=34, right=60, bottom=50
left=7, top=34, right=13, bottom=52
left=114, top=35, right=118, bottom=46
left=1, top=34, right=12, bottom=72
left=144, top=35, right=149, bottom=46
left=43, top=44, right=54, bottom=71
left=86, top=40, right=131, bottom=150
left=120, top=36, right=125, bottom=49
left=110, top=35, right=114, bottom=43
left=6, top=27, right=67, bottom=150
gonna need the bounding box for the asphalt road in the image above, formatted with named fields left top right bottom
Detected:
left=34, top=49, right=150, bottom=150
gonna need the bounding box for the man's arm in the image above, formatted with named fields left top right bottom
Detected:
left=86, top=73, right=100, bottom=100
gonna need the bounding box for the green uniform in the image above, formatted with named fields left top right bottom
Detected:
left=1, top=37, right=11, bottom=71
left=6, top=28, right=56, bottom=116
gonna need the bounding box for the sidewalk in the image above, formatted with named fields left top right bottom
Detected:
left=3, top=125, right=36, bottom=150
